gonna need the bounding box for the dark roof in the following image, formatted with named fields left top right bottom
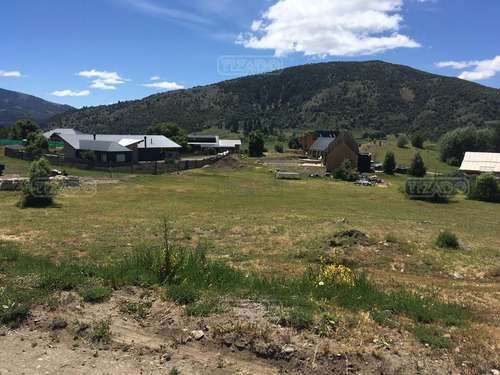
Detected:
left=316, top=130, right=340, bottom=138
left=309, top=137, right=335, bottom=151
left=79, top=140, right=131, bottom=153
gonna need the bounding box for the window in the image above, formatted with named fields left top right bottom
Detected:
left=101, top=154, right=107, bottom=162
left=116, top=154, right=125, bottom=162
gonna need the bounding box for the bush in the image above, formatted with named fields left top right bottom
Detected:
left=436, top=230, right=459, bottom=248
left=396, top=134, right=408, bottom=148
left=164, top=157, right=175, bottom=164
left=274, top=144, right=284, bottom=153
left=411, top=131, right=425, bottom=148
left=408, top=152, right=427, bottom=177
left=331, top=159, right=359, bottom=181
left=468, top=173, right=500, bottom=203
left=80, top=150, right=97, bottom=162
left=383, top=151, right=396, bottom=174
left=17, top=157, right=55, bottom=208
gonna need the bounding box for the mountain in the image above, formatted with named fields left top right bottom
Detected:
left=43, top=61, right=500, bottom=140
left=0, top=88, right=74, bottom=126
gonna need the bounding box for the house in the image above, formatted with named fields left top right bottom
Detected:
left=301, top=130, right=339, bottom=154
left=58, top=133, right=181, bottom=163
left=459, top=152, right=500, bottom=177
left=43, top=128, right=84, bottom=142
left=308, top=137, right=336, bottom=159
left=324, top=130, right=360, bottom=172
left=188, top=135, right=241, bottom=153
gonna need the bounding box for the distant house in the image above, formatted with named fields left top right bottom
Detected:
left=301, top=130, right=339, bottom=154
left=325, top=130, right=360, bottom=172
left=188, top=135, right=241, bottom=153
left=58, top=133, right=181, bottom=163
left=308, top=137, right=336, bottom=159
left=459, top=152, right=500, bottom=177
left=43, top=128, right=84, bottom=142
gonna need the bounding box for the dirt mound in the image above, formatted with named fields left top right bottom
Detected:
left=329, top=229, right=370, bottom=246
left=212, top=154, right=243, bottom=170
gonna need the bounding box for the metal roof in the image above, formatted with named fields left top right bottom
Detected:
left=79, top=140, right=131, bottom=153
left=219, top=139, right=242, bottom=148
left=43, top=128, right=84, bottom=138
left=59, top=134, right=181, bottom=150
left=309, top=137, right=335, bottom=151
left=459, top=152, right=500, bottom=173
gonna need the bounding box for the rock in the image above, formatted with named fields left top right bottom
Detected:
left=283, top=346, right=295, bottom=354
left=191, top=330, right=204, bottom=341
left=491, top=369, right=500, bottom=375
left=234, top=337, right=248, bottom=350
left=75, top=305, right=82, bottom=311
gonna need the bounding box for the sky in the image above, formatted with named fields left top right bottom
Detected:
left=1, top=0, right=499, bottom=109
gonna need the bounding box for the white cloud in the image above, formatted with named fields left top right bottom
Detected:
left=50, top=90, right=90, bottom=97
left=142, top=81, right=184, bottom=90
left=76, top=69, right=128, bottom=90
left=0, top=70, right=22, bottom=77
left=436, top=56, right=500, bottom=81
left=150, top=76, right=161, bottom=81
left=237, top=0, right=421, bottom=57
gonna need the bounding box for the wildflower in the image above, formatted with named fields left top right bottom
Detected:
left=318, top=281, right=324, bottom=286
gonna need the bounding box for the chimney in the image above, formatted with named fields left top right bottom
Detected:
left=93, top=134, right=96, bottom=140
left=144, top=136, right=147, bottom=148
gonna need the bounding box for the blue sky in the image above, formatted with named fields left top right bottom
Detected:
left=1, top=0, right=499, bottom=109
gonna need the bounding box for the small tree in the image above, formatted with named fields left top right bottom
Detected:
left=248, top=130, right=264, bottom=157
left=468, top=172, right=500, bottom=202
left=24, top=132, right=49, bottom=159
left=411, top=131, right=425, bottom=149
left=288, top=133, right=301, bottom=149
left=408, top=152, right=427, bottom=177
left=396, top=134, right=408, bottom=148
left=332, top=159, right=359, bottom=181
left=383, top=151, right=396, bottom=174
left=17, top=157, right=54, bottom=208
left=274, top=144, right=284, bottom=153
left=8, top=119, right=40, bottom=140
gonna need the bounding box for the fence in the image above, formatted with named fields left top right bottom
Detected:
left=0, top=139, right=64, bottom=148
left=4, top=146, right=228, bottom=174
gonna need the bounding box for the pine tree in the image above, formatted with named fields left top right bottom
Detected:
left=408, top=152, right=427, bottom=177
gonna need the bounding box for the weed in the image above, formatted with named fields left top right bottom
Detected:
left=412, top=325, right=453, bottom=348
left=163, top=353, right=171, bottom=361
left=166, top=283, right=200, bottom=305
left=51, top=316, right=68, bottom=330
left=90, top=318, right=111, bottom=345
left=385, top=233, right=398, bottom=243
left=279, top=310, right=314, bottom=330
left=436, top=230, right=459, bottom=249
left=169, top=367, right=179, bottom=375
left=118, top=299, right=151, bottom=318
left=217, top=360, right=224, bottom=368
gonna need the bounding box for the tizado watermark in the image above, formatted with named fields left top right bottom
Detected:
left=403, top=177, right=469, bottom=200
left=217, top=55, right=283, bottom=76
left=31, top=178, right=97, bottom=198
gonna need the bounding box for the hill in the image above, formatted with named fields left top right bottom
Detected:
left=0, top=87, right=74, bottom=126
left=43, top=61, right=500, bottom=140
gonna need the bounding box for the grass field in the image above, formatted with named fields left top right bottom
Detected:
left=1, top=143, right=499, bottom=369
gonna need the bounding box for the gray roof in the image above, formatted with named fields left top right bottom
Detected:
left=459, top=152, right=500, bottom=173
left=309, top=137, right=335, bottom=151
left=59, top=134, right=181, bottom=150
left=79, top=140, right=131, bottom=153
left=43, top=128, right=84, bottom=138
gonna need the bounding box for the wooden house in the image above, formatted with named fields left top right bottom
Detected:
left=325, top=130, right=360, bottom=172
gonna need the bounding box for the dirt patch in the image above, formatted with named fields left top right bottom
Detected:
left=0, top=287, right=490, bottom=375
left=328, top=229, right=371, bottom=247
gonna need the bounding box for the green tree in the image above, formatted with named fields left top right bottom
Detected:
left=24, top=132, right=49, bottom=159
left=8, top=119, right=40, bottom=140
left=146, top=122, right=189, bottom=151
left=383, top=151, right=396, bottom=174
left=248, top=130, right=264, bottom=157
left=396, top=134, right=408, bottom=148
left=274, top=144, right=284, bottom=153
left=332, top=159, right=359, bottom=181
left=0, top=125, right=10, bottom=139
left=468, top=173, right=500, bottom=203
left=408, top=152, right=427, bottom=177
left=17, top=157, right=54, bottom=208
left=229, top=117, right=239, bottom=133
left=288, top=133, right=301, bottom=149
left=411, top=131, right=425, bottom=149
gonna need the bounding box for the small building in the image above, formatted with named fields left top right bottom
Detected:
left=188, top=135, right=241, bottom=153
left=459, top=152, right=500, bottom=177
left=325, top=130, right=360, bottom=172
left=301, top=130, right=339, bottom=154
left=58, top=134, right=181, bottom=163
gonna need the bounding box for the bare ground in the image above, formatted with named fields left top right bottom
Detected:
left=1, top=286, right=491, bottom=375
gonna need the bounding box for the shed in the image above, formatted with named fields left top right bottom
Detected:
left=459, top=152, right=500, bottom=176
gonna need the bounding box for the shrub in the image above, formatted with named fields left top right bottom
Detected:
left=164, top=157, right=175, bottom=164
left=17, top=157, right=55, bottom=208
left=396, top=134, right=408, bottom=148
left=383, top=151, right=396, bottom=174
left=468, top=173, right=500, bottom=203
left=408, top=152, right=427, bottom=177
left=436, top=231, right=459, bottom=249
left=90, top=318, right=111, bottom=344
left=166, top=283, right=200, bottom=304
left=331, top=159, right=359, bottom=181
left=274, top=144, right=284, bottom=153
left=411, top=131, right=425, bottom=148
left=80, top=150, right=97, bottom=162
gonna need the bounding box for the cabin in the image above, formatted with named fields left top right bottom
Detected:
left=58, top=133, right=181, bottom=163
left=301, top=130, right=339, bottom=154
left=459, top=152, right=500, bottom=177
left=325, top=130, right=360, bottom=172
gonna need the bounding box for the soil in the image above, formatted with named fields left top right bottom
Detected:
left=0, top=286, right=488, bottom=375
